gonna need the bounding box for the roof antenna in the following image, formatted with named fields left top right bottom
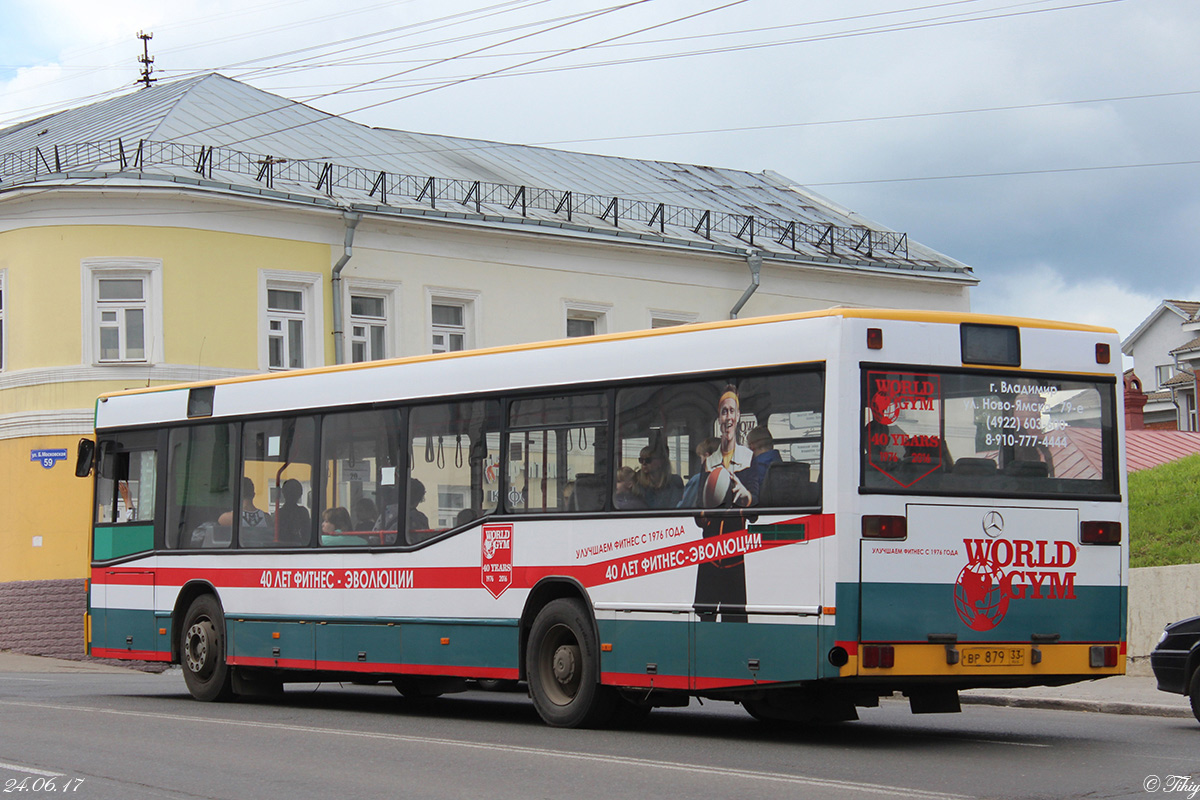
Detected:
left=136, top=31, right=157, bottom=88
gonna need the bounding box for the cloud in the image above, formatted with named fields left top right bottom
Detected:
left=969, top=261, right=1192, bottom=343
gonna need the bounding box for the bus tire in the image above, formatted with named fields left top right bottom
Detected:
left=181, top=595, right=234, bottom=702
left=526, top=598, right=613, bottom=728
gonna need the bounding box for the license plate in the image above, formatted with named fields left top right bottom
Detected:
left=961, top=647, right=1025, bottom=667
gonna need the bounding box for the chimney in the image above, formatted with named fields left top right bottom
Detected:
left=1124, top=371, right=1147, bottom=430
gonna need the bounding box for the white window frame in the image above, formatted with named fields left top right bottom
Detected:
left=563, top=300, right=611, bottom=338
left=345, top=280, right=400, bottom=363
left=259, top=270, right=324, bottom=371
left=1155, top=364, right=1175, bottom=388
left=81, top=259, right=164, bottom=366
left=426, top=287, right=480, bottom=354
left=648, top=308, right=699, bottom=329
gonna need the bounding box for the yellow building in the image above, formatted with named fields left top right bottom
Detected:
left=0, top=74, right=975, bottom=656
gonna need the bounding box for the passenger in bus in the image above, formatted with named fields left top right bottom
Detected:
left=274, top=478, right=311, bottom=544
left=634, top=446, right=684, bottom=508
left=744, top=426, right=782, bottom=502
left=218, top=477, right=272, bottom=531
left=353, top=497, right=378, bottom=532
left=407, top=478, right=430, bottom=531
left=678, top=437, right=720, bottom=508
left=613, top=466, right=646, bottom=509
left=374, top=484, right=399, bottom=532
left=321, top=506, right=352, bottom=534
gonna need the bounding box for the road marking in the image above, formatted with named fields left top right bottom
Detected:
left=950, top=736, right=1050, bottom=748
left=0, top=677, right=52, bottom=682
left=0, top=761, right=63, bottom=777
left=0, top=700, right=973, bottom=799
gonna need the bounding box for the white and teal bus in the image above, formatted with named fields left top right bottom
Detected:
left=81, top=309, right=1127, bottom=727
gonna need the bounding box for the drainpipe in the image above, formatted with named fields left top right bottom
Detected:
left=729, top=250, right=762, bottom=319
left=331, top=210, right=362, bottom=365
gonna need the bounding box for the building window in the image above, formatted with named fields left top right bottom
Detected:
left=564, top=301, right=611, bottom=338
left=350, top=293, right=388, bottom=363
left=82, top=259, right=163, bottom=366
left=260, top=271, right=323, bottom=372
left=1156, top=364, right=1175, bottom=387
left=650, top=309, right=698, bottom=329
left=426, top=288, right=479, bottom=355
left=98, top=277, right=148, bottom=362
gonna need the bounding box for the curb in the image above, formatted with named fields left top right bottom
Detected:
left=961, top=694, right=1194, bottom=719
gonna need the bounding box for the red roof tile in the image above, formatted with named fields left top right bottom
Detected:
left=1125, top=430, right=1200, bottom=472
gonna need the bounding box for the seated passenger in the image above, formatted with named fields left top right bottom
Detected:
left=218, top=477, right=272, bottom=531
left=353, top=497, right=378, bottom=532
left=407, top=478, right=430, bottom=532
left=614, top=466, right=646, bottom=510
left=633, top=446, right=684, bottom=508
left=321, top=506, right=352, bottom=535
left=274, top=478, right=311, bottom=544
left=743, top=426, right=782, bottom=503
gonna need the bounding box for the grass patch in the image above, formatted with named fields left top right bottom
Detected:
left=1129, top=453, right=1200, bottom=568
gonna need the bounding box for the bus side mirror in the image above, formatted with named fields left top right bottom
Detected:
left=75, top=439, right=95, bottom=478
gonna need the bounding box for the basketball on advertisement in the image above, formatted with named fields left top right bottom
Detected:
left=702, top=466, right=732, bottom=507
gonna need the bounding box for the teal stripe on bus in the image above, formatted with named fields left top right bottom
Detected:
left=92, top=607, right=168, bottom=656
left=598, top=617, right=824, bottom=685
left=93, top=525, right=154, bottom=561
left=860, top=582, right=1125, bottom=642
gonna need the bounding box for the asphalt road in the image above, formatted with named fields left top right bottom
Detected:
left=0, top=669, right=1197, bottom=800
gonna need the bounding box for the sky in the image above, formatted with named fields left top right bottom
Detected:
left=2, top=0, right=1198, bottom=343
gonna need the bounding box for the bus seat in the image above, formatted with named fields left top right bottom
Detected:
left=571, top=474, right=606, bottom=512
left=953, top=458, right=997, bottom=476
left=759, top=462, right=810, bottom=507
left=1005, top=460, right=1049, bottom=478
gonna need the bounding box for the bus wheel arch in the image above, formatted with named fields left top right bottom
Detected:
left=179, top=590, right=234, bottom=702
left=520, top=579, right=613, bottom=728
left=171, top=581, right=222, bottom=663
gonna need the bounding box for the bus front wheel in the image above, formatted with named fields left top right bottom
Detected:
left=181, top=595, right=234, bottom=702
left=526, top=598, right=612, bottom=728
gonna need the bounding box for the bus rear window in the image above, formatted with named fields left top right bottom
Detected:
left=861, top=368, right=1118, bottom=497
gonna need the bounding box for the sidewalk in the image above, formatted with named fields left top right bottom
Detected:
left=961, top=674, right=1195, bottom=719
left=0, top=650, right=1194, bottom=719
left=0, top=650, right=152, bottom=675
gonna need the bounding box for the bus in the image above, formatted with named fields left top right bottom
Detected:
left=79, top=309, right=1127, bottom=727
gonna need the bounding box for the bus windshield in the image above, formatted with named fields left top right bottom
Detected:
left=861, top=367, right=1118, bottom=498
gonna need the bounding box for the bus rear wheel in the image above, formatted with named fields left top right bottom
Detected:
left=181, top=595, right=234, bottom=702
left=526, top=598, right=613, bottom=728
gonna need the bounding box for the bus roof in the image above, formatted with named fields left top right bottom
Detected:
left=99, top=308, right=1117, bottom=403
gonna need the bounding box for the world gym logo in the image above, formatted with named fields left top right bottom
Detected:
left=953, top=513, right=1078, bottom=631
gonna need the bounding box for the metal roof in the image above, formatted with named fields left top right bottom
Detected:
left=0, top=73, right=973, bottom=278
left=1125, top=430, right=1200, bottom=472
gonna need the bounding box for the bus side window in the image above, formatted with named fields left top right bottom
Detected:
left=409, top=400, right=500, bottom=543
left=237, top=416, right=316, bottom=548
left=95, top=447, right=157, bottom=524
left=165, top=423, right=235, bottom=549
left=319, top=409, right=401, bottom=547
left=506, top=393, right=609, bottom=514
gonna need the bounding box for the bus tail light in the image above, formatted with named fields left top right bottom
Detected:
left=1095, top=343, right=1111, bottom=364
left=1081, top=521, right=1121, bottom=544
left=1089, top=645, right=1118, bottom=668
left=862, top=645, right=894, bottom=669
left=867, top=328, right=883, bottom=350
left=862, top=515, right=906, bottom=539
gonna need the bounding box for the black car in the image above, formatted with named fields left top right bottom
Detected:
left=1150, top=614, right=1200, bottom=722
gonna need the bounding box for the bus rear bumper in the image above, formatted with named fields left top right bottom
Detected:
left=837, top=641, right=1126, bottom=681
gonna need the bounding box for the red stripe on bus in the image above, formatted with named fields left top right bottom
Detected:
left=91, top=514, right=835, bottom=591
left=226, top=655, right=518, bottom=680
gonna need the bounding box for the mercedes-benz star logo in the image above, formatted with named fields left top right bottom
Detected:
left=982, top=510, right=1005, bottom=538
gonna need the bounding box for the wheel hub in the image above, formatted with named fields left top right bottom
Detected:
left=185, top=622, right=211, bottom=673
left=552, top=644, right=579, bottom=688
